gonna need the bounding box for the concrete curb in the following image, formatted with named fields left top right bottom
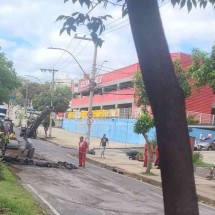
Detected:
left=38, top=137, right=143, bottom=150
left=39, top=137, right=215, bottom=208
left=85, top=156, right=215, bottom=207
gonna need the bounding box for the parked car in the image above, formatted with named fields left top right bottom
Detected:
left=196, top=138, right=215, bottom=151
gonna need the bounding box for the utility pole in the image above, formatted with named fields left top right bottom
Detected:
left=25, top=80, right=29, bottom=116
left=40, top=68, right=58, bottom=138
left=74, top=36, right=98, bottom=145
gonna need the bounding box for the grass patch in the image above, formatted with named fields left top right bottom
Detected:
left=0, top=164, right=46, bottom=215
left=141, top=172, right=158, bottom=176
left=192, top=152, right=214, bottom=168
left=193, top=160, right=214, bottom=168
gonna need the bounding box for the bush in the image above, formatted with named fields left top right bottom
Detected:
left=137, top=150, right=143, bottom=156
left=0, top=163, right=5, bottom=181
left=192, top=152, right=214, bottom=167
left=88, top=149, right=95, bottom=155
left=192, top=152, right=203, bottom=164
left=187, top=115, right=199, bottom=125
left=126, top=150, right=139, bottom=157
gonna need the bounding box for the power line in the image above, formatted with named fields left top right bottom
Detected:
left=76, top=41, right=91, bottom=57
left=105, top=19, right=129, bottom=31
left=103, top=23, right=129, bottom=35
left=102, top=0, right=170, bottom=35
left=51, top=38, right=74, bottom=68
left=105, top=16, right=122, bottom=26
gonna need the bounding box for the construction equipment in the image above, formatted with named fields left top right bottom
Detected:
left=0, top=119, right=19, bottom=156
left=20, top=106, right=53, bottom=139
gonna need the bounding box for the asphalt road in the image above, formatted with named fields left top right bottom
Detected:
left=13, top=137, right=215, bottom=215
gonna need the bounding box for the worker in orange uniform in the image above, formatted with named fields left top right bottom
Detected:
left=154, top=145, right=160, bottom=168
left=78, top=136, right=88, bottom=168
left=143, top=143, right=154, bottom=167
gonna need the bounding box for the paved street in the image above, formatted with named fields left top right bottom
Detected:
left=11, top=137, right=215, bottom=215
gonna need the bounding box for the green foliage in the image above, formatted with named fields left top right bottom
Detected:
left=192, top=151, right=203, bottom=163
left=150, top=138, right=157, bottom=147
left=187, top=115, right=199, bottom=125
left=0, top=48, right=20, bottom=103
left=0, top=165, right=46, bottom=215
left=134, top=111, right=154, bottom=136
left=190, top=44, right=215, bottom=90
left=173, top=60, right=191, bottom=98
left=32, top=83, right=51, bottom=111
left=88, top=149, right=95, bottom=155
left=0, top=164, right=5, bottom=181
left=192, top=152, right=213, bottom=167
left=52, top=85, right=73, bottom=113
left=142, top=171, right=158, bottom=176
left=32, top=85, right=72, bottom=113
left=15, top=78, right=46, bottom=106
left=126, top=149, right=139, bottom=157
left=133, top=71, right=149, bottom=109
left=137, top=150, right=143, bottom=156
left=133, top=63, right=191, bottom=108
left=58, top=0, right=215, bottom=46
left=165, top=0, right=215, bottom=11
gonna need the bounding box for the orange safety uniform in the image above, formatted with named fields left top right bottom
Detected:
left=143, top=143, right=154, bottom=167
left=78, top=140, right=88, bottom=167
left=154, top=145, right=159, bottom=166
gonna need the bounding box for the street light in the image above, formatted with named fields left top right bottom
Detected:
left=47, top=47, right=90, bottom=80
left=48, top=44, right=98, bottom=146
left=97, top=60, right=108, bottom=75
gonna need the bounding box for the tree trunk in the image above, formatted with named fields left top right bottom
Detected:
left=143, top=133, right=151, bottom=174
left=127, top=1, right=198, bottom=215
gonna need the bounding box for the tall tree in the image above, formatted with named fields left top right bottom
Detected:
left=57, top=1, right=215, bottom=214
left=0, top=48, right=20, bottom=103
left=134, top=111, right=154, bottom=173
left=190, top=43, right=215, bottom=90
left=133, top=71, right=149, bottom=110
left=32, top=85, right=72, bottom=113
left=133, top=61, right=191, bottom=109
left=15, top=77, right=45, bottom=106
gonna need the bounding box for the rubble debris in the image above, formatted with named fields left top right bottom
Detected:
left=2, top=156, right=78, bottom=170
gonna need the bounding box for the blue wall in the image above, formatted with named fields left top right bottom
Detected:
left=189, top=128, right=215, bottom=142
left=62, top=118, right=155, bottom=145
left=62, top=119, right=215, bottom=145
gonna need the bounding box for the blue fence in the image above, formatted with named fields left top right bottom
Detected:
left=62, top=119, right=215, bottom=145
left=62, top=118, right=155, bottom=145
left=189, top=128, right=215, bottom=142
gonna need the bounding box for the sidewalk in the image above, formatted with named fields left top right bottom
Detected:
left=37, top=127, right=215, bottom=206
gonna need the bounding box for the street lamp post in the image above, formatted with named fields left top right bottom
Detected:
left=40, top=69, right=58, bottom=138
left=47, top=46, right=96, bottom=145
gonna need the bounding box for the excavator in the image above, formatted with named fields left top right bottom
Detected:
left=0, top=106, right=53, bottom=157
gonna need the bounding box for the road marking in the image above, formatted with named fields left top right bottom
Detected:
left=27, top=184, right=61, bottom=215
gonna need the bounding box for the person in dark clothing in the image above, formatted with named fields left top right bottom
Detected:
left=42, top=116, right=49, bottom=138
left=100, top=134, right=109, bottom=159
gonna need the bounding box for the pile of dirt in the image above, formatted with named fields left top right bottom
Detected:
left=2, top=156, right=78, bottom=170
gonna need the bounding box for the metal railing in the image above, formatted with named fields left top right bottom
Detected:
left=187, top=111, right=215, bottom=125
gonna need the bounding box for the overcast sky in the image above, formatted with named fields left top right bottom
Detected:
left=0, top=0, right=214, bottom=83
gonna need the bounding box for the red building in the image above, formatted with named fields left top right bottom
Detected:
left=71, top=52, right=215, bottom=118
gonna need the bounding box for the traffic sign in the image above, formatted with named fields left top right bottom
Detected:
left=87, top=118, right=93, bottom=125
left=87, top=111, right=93, bottom=118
